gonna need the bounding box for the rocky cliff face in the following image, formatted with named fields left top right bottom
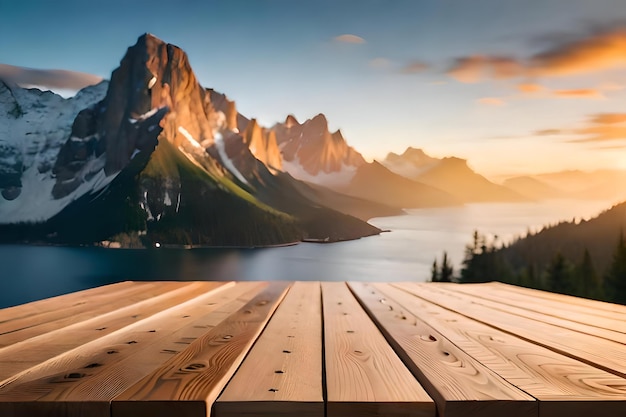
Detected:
left=382, top=147, right=440, bottom=178
left=272, top=113, right=365, bottom=185
left=242, top=119, right=282, bottom=172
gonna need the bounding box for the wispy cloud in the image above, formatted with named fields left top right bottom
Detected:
left=0, top=63, right=102, bottom=90
left=535, top=112, right=626, bottom=143
left=448, top=56, right=522, bottom=83
left=535, top=129, right=565, bottom=136
left=447, top=26, right=626, bottom=83
left=477, top=97, right=506, bottom=106
left=552, top=88, right=604, bottom=98
left=400, top=61, right=429, bottom=74
left=369, top=57, right=392, bottom=69
left=333, top=34, right=365, bottom=44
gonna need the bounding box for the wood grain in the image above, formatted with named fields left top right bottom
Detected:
left=322, top=282, right=435, bottom=417
left=0, top=281, right=225, bottom=383
left=441, top=282, right=626, bottom=343
left=111, top=281, right=291, bottom=417
left=348, top=282, right=536, bottom=417
left=375, top=283, right=626, bottom=417
left=0, top=281, right=167, bottom=347
left=0, top=282, right=262, bottom=417
left=215, top=282, right=324, bottom=417
left=400, top=283, right=626, bottom=379
left=488, top=281, right=626, bottom=317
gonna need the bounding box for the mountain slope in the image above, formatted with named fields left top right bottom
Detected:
left=340, top=161, right=460, bottom=208
left=503, top=176, right=566, bottom=200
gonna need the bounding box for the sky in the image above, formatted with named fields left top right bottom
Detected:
left=1, top=0, right=625, bottom=177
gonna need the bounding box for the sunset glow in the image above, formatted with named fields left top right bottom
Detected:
left=1, top=0, right=625, bottom=177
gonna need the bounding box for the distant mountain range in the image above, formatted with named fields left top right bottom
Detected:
left=1, top=33, right=624, bottom=247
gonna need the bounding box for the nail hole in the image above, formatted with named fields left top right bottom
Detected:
left=96, top=327, right=107, bottom=331
left=182, top=315, right=190, bottom=318
left=207, top=302, right=216, bottom=306
left=275, top=370, right=284, bottom=374
left=354, top=350, right=362, bottom=354
left=429, top=335, right=437, bottom=342
left=337, top=302, right=342, bottom=305
left=127, top=340, right=137, bottom=344
left=148, top=330, right=156, bottom=333
left=283, top=350, right=291, bottom=354
left=287, top=335, right=295, bottom=338
left=268, top=388, right=278, bottom=392
left=65, top=373, right=85, bottom=379
left=84, top=363, right=101, bottom=369
left=131, top=315, right=139, bottom=319
left=347, top=330, right=355, bottom=333
left=106, top=350, right=118, bottom=355
left=244, top=310, right=252, bottom=314
left=443, top=351, right=450, bottom=356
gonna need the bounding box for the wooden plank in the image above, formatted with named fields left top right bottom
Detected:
left=0, top=281, right=188, bottom=348
left=0, top=282, right=263, bottom=417
left=399, top=283, right=626, bottom=379
left=0, top=281, right=136, bottom=324
left=488, top=281, right=626, bottom=318
left=322, top=282, right=435, bottom=417
left=215, top=282, right=324, bottom=417
left=374, top=283, right=626, bottom=417
left=348, top=282, right=536, bottom=417
left=112, top=281, right=291, bottom=417
left=441, top=283, right=626, bottom=343
left=0, top=281, right=226, bottom=382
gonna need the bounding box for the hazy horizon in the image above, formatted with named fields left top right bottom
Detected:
left=1, top=0, right=625, bottom=177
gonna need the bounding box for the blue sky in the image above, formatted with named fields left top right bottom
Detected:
left=1, top=0, right=626, bottom=176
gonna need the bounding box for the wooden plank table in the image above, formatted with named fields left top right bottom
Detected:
left=0, top=281, right=625, bottom=417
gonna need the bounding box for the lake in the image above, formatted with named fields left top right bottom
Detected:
left=0, top=198, right=617, bottom=308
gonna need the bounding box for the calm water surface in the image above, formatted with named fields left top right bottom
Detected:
left=0, top=199, right=616, bottom=308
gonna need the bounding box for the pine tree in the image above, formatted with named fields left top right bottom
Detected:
left=605, top=232, right=626, bottom=304
left=440, top=251, right=454, bottom=283
left=545, top=252, right=574, bottom=294
left=576, top=248, right=601, bottom=299
left=431, top=259, right=439, bottom=282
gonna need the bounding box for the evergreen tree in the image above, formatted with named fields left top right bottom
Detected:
left=440, top=251, right=454, bottom=282
left=545, top=252, right=574, bottom=294
left=605, top=232, right=626, bottom=304
left=576, top=248, right=602, bottom=299
left=431, top=259, right=439, bottom=282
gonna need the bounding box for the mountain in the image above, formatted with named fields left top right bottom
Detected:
left=0, top=34, right=381, bottom=246
left=382, top=147, right=439, bottom=178
left=0, top=79, right=108, bottom=217
left=502, top=176, right=566, bottom=200
left=531, top=170, right=626, bottom=201
left=399, top=152, right=526, bottom=203
left=272, top=114, right=366, bottom=187
left=339, top=161, right=460, bottom=208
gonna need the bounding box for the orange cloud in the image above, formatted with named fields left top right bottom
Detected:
left=0, top=63, right=102, bottom=90
left=530, top=28, right=626, bottom=77
left=448, top=55, right=523, bottom=83
left=334, top=34, right=365, bottom=44
left=590, top=113, right=626, bottom=124
left=575, top=125, right=626, bottom=142
left=447, top=27, right=626, bottom=83
left=477, top=97, right=506, bottom=106
left=553, top=89, right=604, bottom=98
left=517, top=83, right=544, bottom=94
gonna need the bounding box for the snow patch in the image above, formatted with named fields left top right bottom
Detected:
left=282, top=156, right=357, bottom=188
left=214, top=132, right=248, bottom=185
left=129, top=107, right=160, bottom=124
left=178, top=126, right=202, bottom=148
